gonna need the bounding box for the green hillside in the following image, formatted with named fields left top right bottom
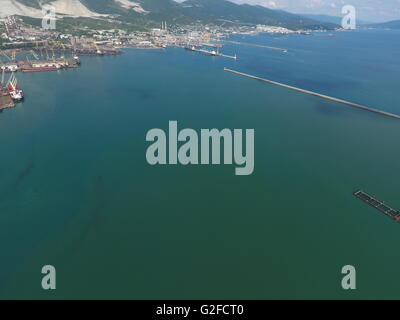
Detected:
left=13, top=0, right=339, bottom=31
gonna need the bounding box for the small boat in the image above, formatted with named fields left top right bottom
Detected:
left=73, top=56, right=81, bottom=64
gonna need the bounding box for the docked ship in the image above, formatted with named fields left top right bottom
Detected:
left=21, top=62, right=63, bottom=72
left=7, top=73, right=24, bottom=101
left=184, top=45, right=196, bottom=51
left=73, top=55, right=81, bottom=65
left=1, top=65, right=19, bottom=73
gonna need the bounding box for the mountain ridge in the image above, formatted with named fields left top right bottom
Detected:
left=0, top=0, right=339, bottom=30
left=300, top=14, right=372, bottom=25
left=367, top=19, right=400, bottom=29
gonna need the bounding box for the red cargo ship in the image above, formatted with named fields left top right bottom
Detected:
left=22, top=65, right=62, bottom=72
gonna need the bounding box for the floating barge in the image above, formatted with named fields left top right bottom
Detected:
left=354, top=190, right=400, bottom=222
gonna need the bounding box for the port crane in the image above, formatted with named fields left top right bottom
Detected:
left=0, top=51, right=12, bottom=61
left=36, top=41, right=44, bottom=59
left=92, top=42, right=103, bottom=55
left=201, top=35, right=211, bottom=42
left=52, top=41, right=67, bottom=57
left=45, top=49, right=50, bottom=60
left=30, top=50, right=39, bottom=60
left=0, top=50, right=19, bottom=73
left=0, top=50, right=16, bottom=62
left=6, top=72, right=24, bottom=101
left=7, top=72, right=16, bottom=89
left=58, top=41, right=66, bottom=51
left=1, top=68, right=5, bottom=87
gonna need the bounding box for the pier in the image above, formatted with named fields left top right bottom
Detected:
left=354, top=190, right=400, bottom=222
left=200, top=42, right=224, bottom=49
left=185, top=47, right=237, bottom=60
left=220, top=40, right=287, bottom=52
left=0, top=87, right=15, bottom=111
left=1, top=58, right=80, bottom=73
left=219, top=53, right=237, bottom=60
left=224, top=68, right=400, bottom=120
left=19, top=58, right=80, bottom=72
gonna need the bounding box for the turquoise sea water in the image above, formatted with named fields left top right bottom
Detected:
left=0, top=29, right=399, bottom=299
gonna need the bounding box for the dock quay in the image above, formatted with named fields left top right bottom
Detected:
left=0, top=87, right=15, bottom=112
left=224, top=68, right=400, bottom=120
left=19, top=58, right=79, bottom=72
left=29, top=47, right=123, bottom=56
left=1, top=58, right=80, bottom=73
left=354, top=190, right=400, bottom=222
left=0, top=60, right=19, bottom=71
left=220, top=40, right=287, bottom=52
left=200, top=42, right=224, bottom=49
left=69, top=49, right=123, bottom=56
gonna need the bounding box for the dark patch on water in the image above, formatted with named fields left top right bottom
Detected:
left=60, top=175, right=110, bottom=256
left=364, top=64, right=400, bottom=73
left=106, top=86, right=155, bottom=101
left=245, top=59, right=358, bottom=93
left=132, top=88, right=155, bottom=100
left=313, top=100, right=350, bottom=117
left=9, top=163, right=34, bottom=190
left=312, top=99, right=392, bottom=121
left=293, top=78, right=357, bottom=93
left=245, top=60, right=292, bottom=79
left=0, top=163, right=35, bottom=201
left=13, top=164, right=34, bottom=186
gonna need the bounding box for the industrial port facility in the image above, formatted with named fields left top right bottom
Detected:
left=0, top=42, right=122, bottom=112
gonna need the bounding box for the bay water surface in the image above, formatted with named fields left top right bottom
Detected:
left=0, top=29, right=399, bottom=299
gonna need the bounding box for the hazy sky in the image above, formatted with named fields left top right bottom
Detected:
left=229, top=0, right=400, bottom=22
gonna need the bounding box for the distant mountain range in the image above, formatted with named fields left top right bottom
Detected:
left=0, top=0, right=339, bottom=31
left=367, top=19, right=400, bottom=29
left=301, top=14, right=400, bottom=30
left=300, top=14, right=372, bottom=25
